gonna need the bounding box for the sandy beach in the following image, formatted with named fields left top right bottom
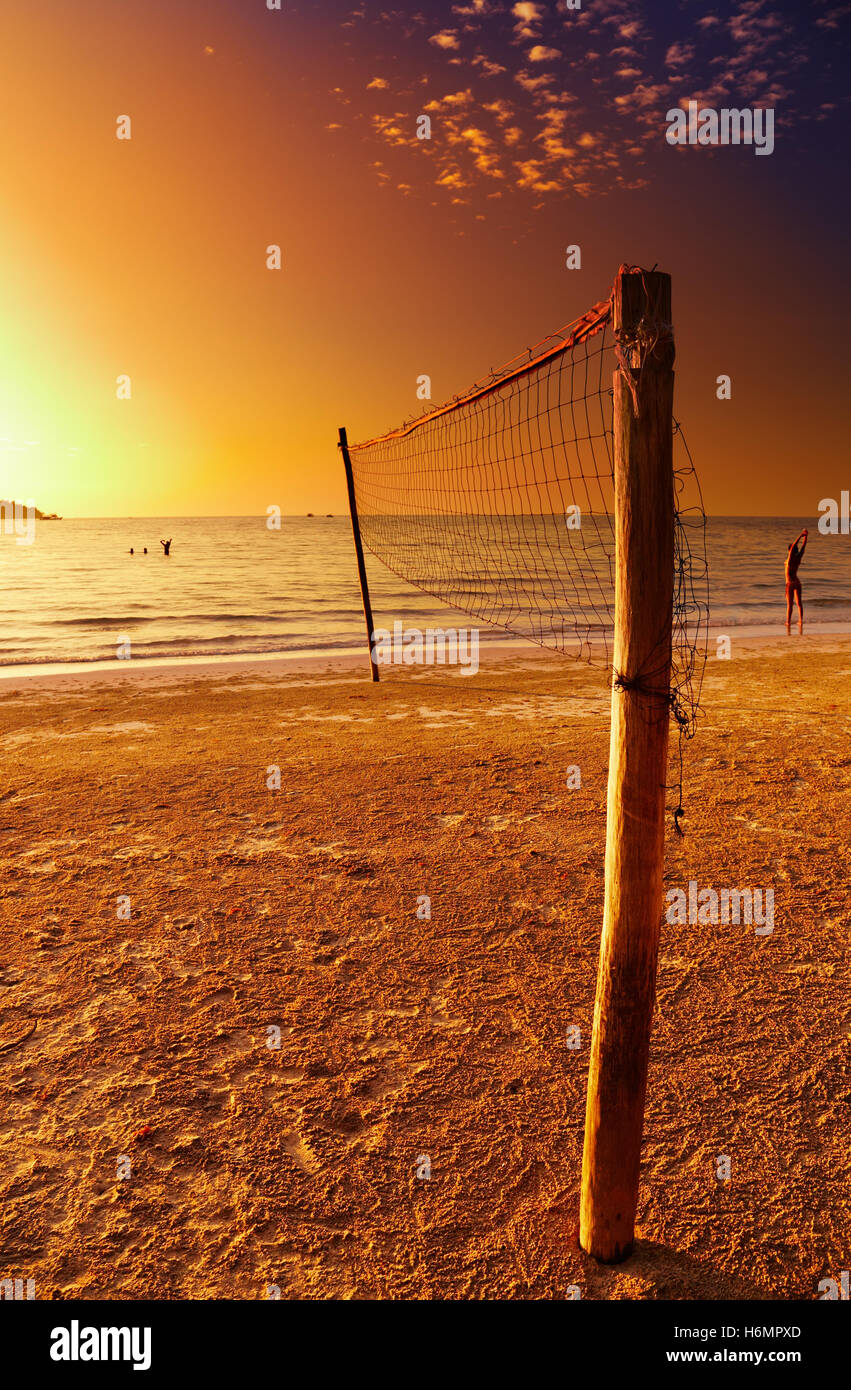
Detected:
left=1, top=635, right=848, bottom=1300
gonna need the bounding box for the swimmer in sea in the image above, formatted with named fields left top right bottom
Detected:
left=160, top=538, right=172, bottom=556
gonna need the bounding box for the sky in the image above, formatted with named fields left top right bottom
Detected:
left=0, top=0, right=848, bottom=517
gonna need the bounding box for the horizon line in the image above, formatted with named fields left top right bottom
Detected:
left=18, top=512, right=825, bottom=522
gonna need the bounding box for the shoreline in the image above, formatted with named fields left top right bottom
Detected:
left=0, top=625, right=848, bottom=691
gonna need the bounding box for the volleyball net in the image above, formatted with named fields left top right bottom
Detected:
left=343, top=269, right=709, bottom=741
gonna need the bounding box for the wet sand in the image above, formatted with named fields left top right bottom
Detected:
left=0, top=635, right=848, bottom=1299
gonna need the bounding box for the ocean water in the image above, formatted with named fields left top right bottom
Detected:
left=0, top=515, right=847, bottom=670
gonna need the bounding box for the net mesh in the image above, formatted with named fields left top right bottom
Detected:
left=345, top=273, right=709, bottom=755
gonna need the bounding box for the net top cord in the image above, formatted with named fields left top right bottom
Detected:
left=343, top=265, right=709, bottom=816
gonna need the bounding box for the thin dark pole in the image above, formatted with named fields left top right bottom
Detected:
left=339, top=426, right=379, bottom=682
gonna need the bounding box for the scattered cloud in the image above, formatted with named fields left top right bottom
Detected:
left=371, top=113, right=408, bottom=145
left=514, top=159, right=561, bottom=193
left=353, top=0, right=837, bottom=210
left=429, top=30, right=461, bottom=50
left=512, top=2, right=543, bottom=20
left=483, top=98, right=514, bottom=123
left=613, top=80, right=671, bottom=111
left=472, top=52, right=507, bottom=76
left=514, top=69, right=553, bottom=92
left=512, top=1, right=544, bottom=40
left=423, top=89, right=475, bottom=110
left=458, top=125, right=505, bottom=177
left=665, top=42, right=695, bottom=68
left=815, top=5, right=851, bottom=30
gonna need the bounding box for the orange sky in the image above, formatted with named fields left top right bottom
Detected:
left=1, top=0, right=848, bottom=516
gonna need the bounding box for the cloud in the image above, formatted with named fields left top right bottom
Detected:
left=371, top=114, right=408, bottom=145
left=482, top=98, right=515, bottom=123
left=512, top=2, right=543, bottom=20
left=514, top=69, right=553, bottom=92
left=472, top=53, right=507, bottom=76
left=458, top=125, right=505, bottom=177
left=349, top=0, right=826, bottom=212
left=512, top=1, right=544, bottom=39
left=367, top=77, right=389, bottom=89
left=816, top=6, right=851, bottom=30
left=423, top=89, right=475, bottom=110
left=429, top=30, right=461, bottom=50
left=535, top=107, right=574, bottom=161
left=514, top=159, right=561, bottom=193
left=728, top=3, right=784, bottom=51
left=665, top=42, right=694, bottom=68
left=459, top=125, right=491, bottom=147
left=613, top=80, right=672, bottom=110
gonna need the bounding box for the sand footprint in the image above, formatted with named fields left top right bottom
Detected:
left=281, top=1129, right=321, bottom=1174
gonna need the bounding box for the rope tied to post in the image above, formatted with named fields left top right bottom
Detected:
left=612, top=667, right=690, bottom=835
left=611, top=264, right=674, bottom=418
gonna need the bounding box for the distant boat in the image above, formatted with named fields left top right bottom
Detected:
left=306, top=512, right=314, bottom=517
left=325, top=513, right=333, bottom=518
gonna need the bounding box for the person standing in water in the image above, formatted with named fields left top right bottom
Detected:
left=160, top=538, right=172, bottom=556
left=785, top=528, right=807, bottom=632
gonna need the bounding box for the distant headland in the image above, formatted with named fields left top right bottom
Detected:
left=0, top=501, right=62, bottom=520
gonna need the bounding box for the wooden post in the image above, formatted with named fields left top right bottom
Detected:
left=579, top=269, right=675, bottom=1262
left=339, top=426, right=379, bottom=682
